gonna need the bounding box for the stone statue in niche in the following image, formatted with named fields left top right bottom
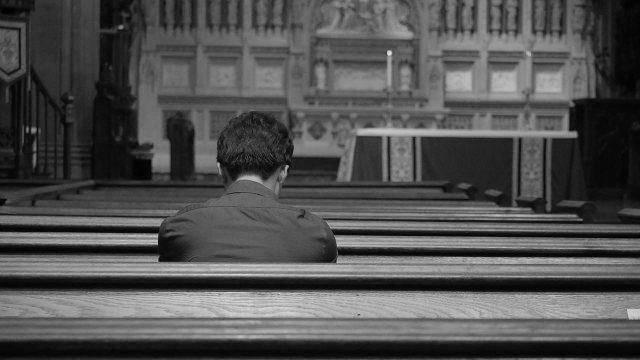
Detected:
left=505, top=0, right=518, bottom=35
left=181, top=0, right=192, bottom=28
left=314, top=60, right=328, bottom=91
left=273, top=0, right=284, bottom=27
left=209, top=0, right=221, bottom=28
left=316, top=0, right=413, bottom=37
left=291, top=56, right=305, bottom=81
left=140, top=0, right=157, bottom=27
left=428, top=0, right=442, bottom=32
left=227, top=0, right=239, bottom=29
left=533, top=0, right=546, bottom=35
left=550, top=0, right=563, bottom=36
left=332, top=119, right=353, bottom=148
left=165, top=0, right=175, bottom=27
left=429, top=62, right=442, bottom=90
left=399, top=62, right=412, bottom=91
left=490, top=0, right=502, bottom=34
left=445, top=0, right=457, bottom=34
left=291, top=0, right=306, bottom=27
left=255, top=0, right=268, bottom=28
left=572, top=0, right=586, bottom=35
left=461, top=0, right=475, bottom=34
left=573, top=63, right=586, bottom=98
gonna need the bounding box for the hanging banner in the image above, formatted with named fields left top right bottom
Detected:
left=0, top=18, right=28, bottom=84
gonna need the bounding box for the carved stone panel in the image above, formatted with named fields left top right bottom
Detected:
left=491, top=115, right=518, bottom=130
left=333, top=63, right=386, bottom=91
left=161, top=59, right=192, bottom=89
left=536, top=116, right=563, bottom=130
left=255, top=60, right=284, bottom=90
left=209, top=111, right=235, bottom=139
left=534, top=64, right=563, bottom=93
left=445, top=63, right=473, bottom=92
left=490, top=63, right=518, bottom=93
left=315, top=0, right=415, bottom=38
left=208, top=59, right=237, bottom=88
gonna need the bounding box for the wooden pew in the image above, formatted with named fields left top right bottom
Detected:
left=0, top=206, right=581, bottom=223
left=1, top=262, right=639, bottom=320
left=0, top=180, right=95, bottom=206
left=1, top=215, right=638, bottom=236
left=97, top=179, right=453, bottom=190
left=2, top=232, right=639, bottom=265
left=1, top=318, right=639, bottom=358
left=1, top=203, right=536, bottom=216
left=18, top=199, right=511, bottom=212
left=74, top=187, right=459, bottom=201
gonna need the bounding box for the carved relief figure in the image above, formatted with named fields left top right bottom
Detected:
left=316, top=0, right=412, bottom=36
left=445, top=0, right=457, bottom=33
left=429, top=62, right=442, bottom=90
left=461, top=0, right=475, bottom=33
left=399, top=62, right=412, bottom=91
left=332, top=118, right=353, bottom=148
left=209, top=0, right=221, bottom=28
left=533, top=0, right=546, bottom=34
left=181, top=0, right=192, bottom=28
left=165, top=0, right=175, bottom=27
left=140, top=0, right=156, bottom=27
left=428, top=0, right=442, bottom=32
left=490, top=0, right=502, bottom=34
left=550, top=0, right=563, bottom=35
left=255, top=0, right=268, bottom=28
left=314, top=60, right=327, bottom=90
left=273, top=0, right=284, bottom=27
left=227, top=0, right=239, bottom=29
left=505, top=0, right=518, bottom=34
left=573, top=63, right=585, bottom=97
left=572, top=0, right=586, bottom=35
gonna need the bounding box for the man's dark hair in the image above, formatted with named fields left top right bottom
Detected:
left=217, top=111, right=293, bottom=181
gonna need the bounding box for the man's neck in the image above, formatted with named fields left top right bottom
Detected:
left=234, top=174, right=278, bottom=193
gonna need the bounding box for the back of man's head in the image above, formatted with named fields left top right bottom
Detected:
left=217, top=111, right=293, bottom=181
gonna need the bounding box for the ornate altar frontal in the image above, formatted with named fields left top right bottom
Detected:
left=135, top=0, right=596, bottom=174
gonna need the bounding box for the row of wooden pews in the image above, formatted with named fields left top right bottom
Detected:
left=1, top=180, right=640, bottom=358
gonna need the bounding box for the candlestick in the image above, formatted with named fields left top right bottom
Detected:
left=386, top=50, right=393, bottom=89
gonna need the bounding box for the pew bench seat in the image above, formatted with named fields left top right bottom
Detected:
left=2, top=318, right=639, bottom=358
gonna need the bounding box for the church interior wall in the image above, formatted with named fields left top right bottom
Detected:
left=134, top=0, right=596, bottom=175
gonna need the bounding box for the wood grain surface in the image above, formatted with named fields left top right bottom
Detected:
left=1, top=318, right=639, bottom=357
left=0, top=206, right=580, bottom=222
left=1, top=262, right=640, bottom=290
left=1, top=215, right=638, bottom=236
left=1, top=290, right=638, bottom=319
left=4, top=232, right=639, bottom=256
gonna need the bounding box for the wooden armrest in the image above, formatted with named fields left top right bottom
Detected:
left=0, top=180, right=96, bottom=206
left=515, top=196, right=546, bottom=213
left=456, top=182, right=477, bottom=200
left=483, top=189, right=505, bottom=206
left=555, top=200, right=596, bottom=223
left=618, top=208, right=640, bottom=224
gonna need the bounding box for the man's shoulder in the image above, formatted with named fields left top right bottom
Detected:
left=174, top=202, right=210, bottom=216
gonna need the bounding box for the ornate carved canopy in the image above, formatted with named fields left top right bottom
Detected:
left=314, top=0, right=418, bottom=39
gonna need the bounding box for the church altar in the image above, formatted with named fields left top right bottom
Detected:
left=337, top=129, right=586, bottom=210
left=135, top=0, right=596, bottom=174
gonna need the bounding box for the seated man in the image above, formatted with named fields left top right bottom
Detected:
left=158, top=111, right=338, bottom=262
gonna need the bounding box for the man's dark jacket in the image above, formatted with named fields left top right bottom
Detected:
left=158, top=180, right=338, bottom=262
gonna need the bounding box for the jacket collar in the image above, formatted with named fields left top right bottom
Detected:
left=224, top=180, right=277, bottom=199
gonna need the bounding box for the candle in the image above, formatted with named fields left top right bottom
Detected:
left=386, top=50, right=393, bottom=89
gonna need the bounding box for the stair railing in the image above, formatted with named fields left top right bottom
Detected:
left=9, top=67, right=74, bottom=179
